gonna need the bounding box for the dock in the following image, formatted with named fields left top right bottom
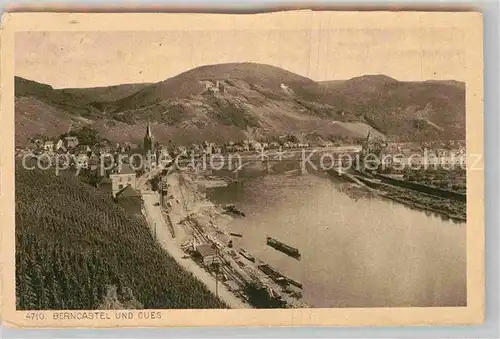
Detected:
left=239, top=248, right=255, bottom=262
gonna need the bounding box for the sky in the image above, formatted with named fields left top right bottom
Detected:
left=15, top=26, right=466, bottom=88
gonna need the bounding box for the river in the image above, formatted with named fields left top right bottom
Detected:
left=206, top=171, right=466, bottom=308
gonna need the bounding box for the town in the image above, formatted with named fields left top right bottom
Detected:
left=16, top=123, right=466, bottom=174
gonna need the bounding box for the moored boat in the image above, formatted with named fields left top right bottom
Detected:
left=266, top=236, right=301, bottom=260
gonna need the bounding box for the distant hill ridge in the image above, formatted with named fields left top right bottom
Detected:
left=60, top=83, right=152, bottom=103
left=14, top=62, right=465, bottom=145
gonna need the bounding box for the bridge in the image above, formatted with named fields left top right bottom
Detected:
left=138, top=147, right=362, bottom=185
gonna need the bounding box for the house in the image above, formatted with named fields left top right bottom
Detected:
left=177, top=145, right=187, bottom=155
left=407, top=154, right=424, bottom=166
left=93, top=140, right=112, bottom=155
left=55, top=139, right=67, bottom=152
left=195, top=244, right=220, bottom=267
left=250, top=141, right=262, bottom=151
left=74, top=144, right=91, bottom=155
left=204, top=143, right=213, bottom=155
left=43, top=140, right=54, bottom=151
left=124, top=142, right=138, bottom=151
left=75, top=154, right=89, bottom=169
left=114, top=184, right=142, bottom=214
left=436, top=149, right=447, bottom=157
left=65, top=136, right=79, bottom=149
left=33, top=138, right=44, bottom=148
left=156, top=149, right=172, bottom=167
left=378, top=149, right=393, bottom=166
left=109, top=164, right=137, bottom=197
left=401, top=148, right=412, bottom=156
left=88, top=154, right=101, bottom=171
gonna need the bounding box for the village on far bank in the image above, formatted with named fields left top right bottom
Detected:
left=15, top=123, right=467, bottom=202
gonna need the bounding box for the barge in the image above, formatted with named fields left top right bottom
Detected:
left=266, top=236, right=301, bottom=260
left=258, top=263, right=303, bottom=289
left=224, top=204, right=246, bottom=217
left=285, top=277, right=303, bottom=289
left=257, top=264, right=287, bottom=285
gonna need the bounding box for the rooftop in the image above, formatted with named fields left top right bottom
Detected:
left=115, top=185, right=141, bottom=199
left=196, top=244, right=216, bottom=257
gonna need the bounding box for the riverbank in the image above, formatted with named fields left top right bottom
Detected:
left=327, top=169, right=466, bottom=222
left=140, top=176, right=250, bottom=309
left=146, top=170, right=308, bottom=308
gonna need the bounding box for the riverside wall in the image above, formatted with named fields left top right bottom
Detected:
left=373, top=173, right=466, bottom=202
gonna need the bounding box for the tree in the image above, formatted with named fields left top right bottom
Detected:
left=59, top=126, right=101, bottom=146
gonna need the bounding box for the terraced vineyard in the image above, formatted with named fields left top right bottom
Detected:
left=15, top=165, right=227, bottom=310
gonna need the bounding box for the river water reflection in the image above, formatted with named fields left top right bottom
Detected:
left=207, top=172, right=466, bottom=308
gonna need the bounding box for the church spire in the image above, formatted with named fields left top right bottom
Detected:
left=146, top=122, right=153, bottom=139
left=144, top=122, right=154, bottom=154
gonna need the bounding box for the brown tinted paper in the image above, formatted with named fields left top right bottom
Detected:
left=1, top=11, right=483, bottom=328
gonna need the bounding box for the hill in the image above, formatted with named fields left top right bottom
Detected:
left=15, top=76, right=98, bottom=116
left=318, top=75, right=465, bottom=141
left=15, top=76, right=149, bottom=108
left=14, top=63, right=466, bottom=145
left=113, top=62, right=320, bottom=111
left=59, top=83, right=152, bottom=103
left=15, top=96, right=92, bottom=146
left=15, top=165, right=226, bottom=310
left=94, top=63, right=367, bottom=144
left=14, top=77, right=149, bottom=145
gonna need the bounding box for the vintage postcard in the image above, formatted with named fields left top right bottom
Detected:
left=0, top=11, right=483, bottom=328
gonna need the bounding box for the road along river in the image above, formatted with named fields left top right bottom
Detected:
left=141, top=184, right=250, bottom=309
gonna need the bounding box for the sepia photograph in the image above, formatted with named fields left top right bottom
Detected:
left=1, top=11, right=483, bottom=327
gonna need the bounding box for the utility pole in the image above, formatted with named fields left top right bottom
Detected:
left=211, top=246, right=220, bottom=299
left=215, top=264, right=219, bottom=299
left=159, top=181, right=163, bottom=206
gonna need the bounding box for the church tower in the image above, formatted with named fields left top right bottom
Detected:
left=144, top=122, right=156, bottom=169
left=362, top=131, right=372, bottom=155
left=144, top=122, right=153, bottom=153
